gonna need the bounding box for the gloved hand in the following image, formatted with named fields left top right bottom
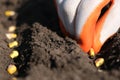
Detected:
left=54, top=0, right=120, bottom=54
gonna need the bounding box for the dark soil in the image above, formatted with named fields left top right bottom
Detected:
left=0, top=0, right=120, bottom=80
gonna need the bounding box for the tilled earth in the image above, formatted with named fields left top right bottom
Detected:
left=0, top=0, right=120, bottom=80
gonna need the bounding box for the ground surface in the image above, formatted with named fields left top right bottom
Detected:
left=0, top=0, right=120, bottom=80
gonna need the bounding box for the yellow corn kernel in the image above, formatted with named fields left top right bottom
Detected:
left=10, top=50, right=19, bottom=59
left=6, top=33, right=17, bottom=40
left=11, top=77, right=17, bottom=80
left=8, top=41, right=18, bottom=48
left=89, top=48, right=95, bottom=57
left=95, top=58, right=104, bottom=67
left=5, top=10, right=15, bottom=17
left=7, top=64, right=17, bottom=75
left=8, top=26, right=16, bottom=32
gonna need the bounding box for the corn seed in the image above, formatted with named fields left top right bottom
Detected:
left=7, top=64, right=17, bottom=75
left=8, top=26, right=16, bottom=32
left=8, top=41, right=18, bottom=48
left=10, top=50, right=19, bottom=59
left=5, top=10, right=15, bottom=17
left=95, top=58, right=104, bottom=67
left=11, top=77, right=17, bottom=80
left=89, top=48, right=95, bottom=57
left=6, top=33, right=17, bottom=40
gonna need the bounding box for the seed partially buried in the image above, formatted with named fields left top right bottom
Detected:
left=11, top=77, right=17, bottom=80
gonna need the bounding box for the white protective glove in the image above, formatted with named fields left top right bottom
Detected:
left=54, top=0, right=120, bottom=54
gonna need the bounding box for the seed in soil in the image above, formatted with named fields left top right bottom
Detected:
left=8, top=41, right=18, bottom=48
left=5, top=10, right=15, bottom=17
left=6, top=33, right=17, bottom=40
left=89, top=48, right=95, bottom=58
left=10, top=50, right=19, bottom=59
left=11, top=77, right=17, bottom=80
left=95, top=58, right=104, bottom=67
left=7, top=64, right=17, bottom=75
left=8, top=26, right=16, bottom=32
